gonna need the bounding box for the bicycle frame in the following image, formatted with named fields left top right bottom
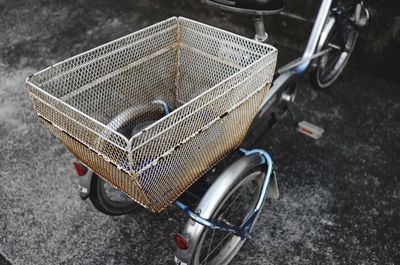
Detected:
left=295, top=0, right=333, bottom=74
left=175, top=0, right=337, bottom=238
left=261, top=0, right=335, bottom=108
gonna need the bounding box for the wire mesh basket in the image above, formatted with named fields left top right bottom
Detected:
left=26, top=17, right=277, bottom=212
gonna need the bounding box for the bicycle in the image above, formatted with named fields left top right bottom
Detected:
left=26, top=1, right=368, bottom=264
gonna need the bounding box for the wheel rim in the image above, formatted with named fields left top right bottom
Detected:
left=99, top=120, right=156, bottom=208
left=317, top=24, right=358, bottom=87
left=192, top=171, right=263, bottom=265
left=314, top=2, right=360, bottom=90
left=99, top=179, right=134, bottom=208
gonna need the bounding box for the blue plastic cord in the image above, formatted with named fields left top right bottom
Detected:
left=152, top=99, right=170, bottom=115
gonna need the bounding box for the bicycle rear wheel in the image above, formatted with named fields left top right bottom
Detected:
left=89, top=102, right=167, bottom=215
left=89, top=120, right=158, bottom=216
left=175, top=154, right=268, bottom=265
left=89, top=174, right=140, bottom=215
left=192, top=171, right=263, bottom=265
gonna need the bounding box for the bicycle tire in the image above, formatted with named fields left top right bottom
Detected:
left=175, top=154, right=268, bottom=265
left=310, top=12, right=358, bottom=89
left=89, top=174, right=141, bottom=216
left=89, top=102, right=167, bottom=216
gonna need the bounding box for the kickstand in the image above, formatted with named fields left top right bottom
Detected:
left=287, top=101, right=299, bottom=127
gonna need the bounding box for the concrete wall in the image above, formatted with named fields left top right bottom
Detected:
left=1, top=0, right=398, bottom=83
left=355, top=0, right=400, bottom=84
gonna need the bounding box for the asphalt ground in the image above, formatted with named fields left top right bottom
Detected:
left=1, top=0, right=400, bottom=264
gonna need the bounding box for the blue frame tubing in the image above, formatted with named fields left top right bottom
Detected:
left=174, top=147, right=273, bottom=239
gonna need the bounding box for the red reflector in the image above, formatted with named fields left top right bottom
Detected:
left=73, top=162, right=87, bottom=176
left=173, top=233, right=189, bottom=250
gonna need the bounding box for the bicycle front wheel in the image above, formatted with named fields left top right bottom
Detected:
left=310, top=12, right=358, bottom=89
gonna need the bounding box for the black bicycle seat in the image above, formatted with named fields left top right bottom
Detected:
left=203, top=0, right=284, bottom=15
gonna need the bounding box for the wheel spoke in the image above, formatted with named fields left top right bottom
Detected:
left=219, top=217, right=235, bottom=227
left=201, top=232, right=232, bottom=265
left=203, top=229, right=216, bottom=265
left=328, top=43, right=342, bottom=50
left=218, top=185, right=246, bottom=220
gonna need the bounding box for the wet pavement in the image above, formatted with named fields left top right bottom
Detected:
left=1, top=0, right=400, bottom=264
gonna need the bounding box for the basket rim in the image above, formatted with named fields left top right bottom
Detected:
left=127, top=17, right=278, bottom=146
left=26, top=16, right=278, bottom=148
left=25, top=17, right=180, bottom=146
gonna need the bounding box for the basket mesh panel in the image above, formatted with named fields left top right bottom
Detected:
left=39, top=117, right=152, bottom=210
left=26, top=17, right=277, bottom=212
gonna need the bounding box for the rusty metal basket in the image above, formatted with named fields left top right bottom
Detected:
left=26, top=17, right=277, bottom=212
